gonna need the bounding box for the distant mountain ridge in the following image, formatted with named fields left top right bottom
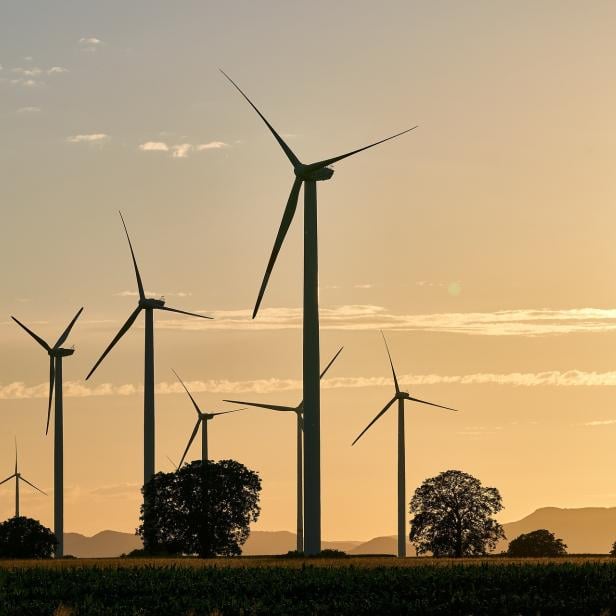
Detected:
left=63, top=507, right=616, bottom=557
left=497, top=506, right=616, bottom=554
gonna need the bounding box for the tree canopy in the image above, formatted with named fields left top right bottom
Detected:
left=507, top=529, right=567, bottom=557
left=0, top=516, right=57, bottom=558
left=409, top=469, right=504, bottom=557
left=138, top=459, right=261, bottom=557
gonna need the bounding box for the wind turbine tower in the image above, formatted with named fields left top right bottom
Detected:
left=173, top=369, right=247, bottom=466
left=222, top=70, right=415, bottom=554
left=86, top=212, right=211, bottom=488
left=0, top=440, right=46, bottom=518
left=352, top=332, right=459, bottom=558
left=224, top=346, right=343, bottom=553
left=12, top=308, right=82, bottom=556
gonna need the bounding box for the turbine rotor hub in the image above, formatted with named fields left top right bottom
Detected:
left=294, top=164, right=334, bottom=182
left=50, top=348, right=75, bottom=358
left=140, top=298, right=165, bottom=309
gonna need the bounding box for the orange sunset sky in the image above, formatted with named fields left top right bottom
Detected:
left=2, top=1, right=616, bottom=541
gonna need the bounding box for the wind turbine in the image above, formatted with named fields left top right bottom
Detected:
left=222, top=69, right=415, bottom=554
left=172, top=369, right=247, bottom=466
left=86, top=212, right=211, bottom=489
left=11, top=307, right=83, bottom=556
left=0, top=439, right=46, bottom=518
left=224, top=346, right=343, bottom=553
left=352, top=332, right=459, bottom=558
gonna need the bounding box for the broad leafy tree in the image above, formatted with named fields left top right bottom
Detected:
left=410, top=469, right=504, bottom=557
left=0, top=516, right=57, bottom=558
left=611, top=541, right=616, bottom=557
left=507, top=529, right=567, bottom=557
left=138, top=459, right=261, bottom=557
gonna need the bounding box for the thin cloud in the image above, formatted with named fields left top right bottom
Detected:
left=139, top=141, right=169, bottom=152
left=114, top=290, right=192, bottom=298
left=139, top=140, right=229, bottom=158
left=47, top=66, right=68, bottom=74
left=17, top=106, right=41, bottom=114
left=5, top=370, right=616, bottom=400
left=354, top=284, right=373, bottom=289
left=67, top=133, right=109, bottom=144
left=9, top=78, right=40, bottom=87
left=171, top=143, right=192, bottom=158
left=584, top=419, right=616, bottom=427
left=12, top=67, right=42, bottom=77
left=151, top=305, right=616, bottom=336
left=196, top=141, right=229, bottom=150
left=79, top=37, right=102, bottom=52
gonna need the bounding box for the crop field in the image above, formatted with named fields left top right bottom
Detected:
left=1, top=557, right=616, bottom=615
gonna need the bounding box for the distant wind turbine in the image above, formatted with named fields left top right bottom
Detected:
left=224, top=346, right=343, bottom=553
left=172, top=369, right=247, bottom=466
left=0, top=439, right=46, bottom=518
left=222, top=69, right=415, bottom=554
left=352, top=332, right=459, bottom=558
left=86, top=212, right=211, bottom=489
left=12, top=307, right=82, bottom=556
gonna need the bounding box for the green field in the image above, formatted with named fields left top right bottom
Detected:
left=1, top=557, right=616, bottom=615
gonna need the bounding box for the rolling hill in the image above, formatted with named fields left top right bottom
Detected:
left=61, top=507, right=616, bottom=557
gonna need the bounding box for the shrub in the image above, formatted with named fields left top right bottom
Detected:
left=0, top=516, right=57, bottom=558
left=507, top=529, right=567, bottom=557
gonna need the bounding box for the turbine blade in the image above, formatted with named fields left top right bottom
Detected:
left=158, top=306, right=212, bottom=319
left=223, top=399, right=296, bottom=413
left=320, top=346, right=344, bottom=380
left=119, top=211, right=145, bottom=301
left=381, top=331, right=400, bottom=394
left=253, top=177, right=302, bottom=319
left=220, top=69, right=301, bottom=168
left=407, top=396, right=459, bottom=412
left=0, top=474, right=16, bottom=487
left=209, top=408, right=248, bottom=417
left=53, top=307, right=84, bottom=350
left=11, top=317, right=51, bottom=352
left=307, top=126, right=417, bottom=171
left=19, top=476, right=46, bottom=495
left=171, top=369, right=202, bottom=416
left=178, top=419, right=201, bottom=467
left=166, top=455, right=179, bottom=471
left=14, top=438, right=17, bottom=474
left=46, top=357, right=55, bottom=435
left=351, top=396, right=397, bottom=446
left=85, top=307, right=142, bottom=380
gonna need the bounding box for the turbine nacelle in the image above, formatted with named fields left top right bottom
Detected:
left=294, top=164, right=334, bottom=182
left=139, top=297, right=165, bottom=309
left=50, top=347, right=75, bottom=358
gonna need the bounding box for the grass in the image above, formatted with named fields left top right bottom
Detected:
left=2, top=556, right=616, bottom=614
left=0, top=554, right=612, bottom=569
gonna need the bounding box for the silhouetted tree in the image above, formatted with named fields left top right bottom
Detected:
left=610, top=541, right=616, bottom=557
left=138, top=459, right=261, bottom=557
left=409, top=469, right=504, bottom=557
left=507, top=529, right=567, bottom=557
left=0, top=516, right=57, bottom=558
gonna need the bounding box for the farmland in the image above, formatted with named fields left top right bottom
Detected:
left=1, top=557, right=616, bottom=615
